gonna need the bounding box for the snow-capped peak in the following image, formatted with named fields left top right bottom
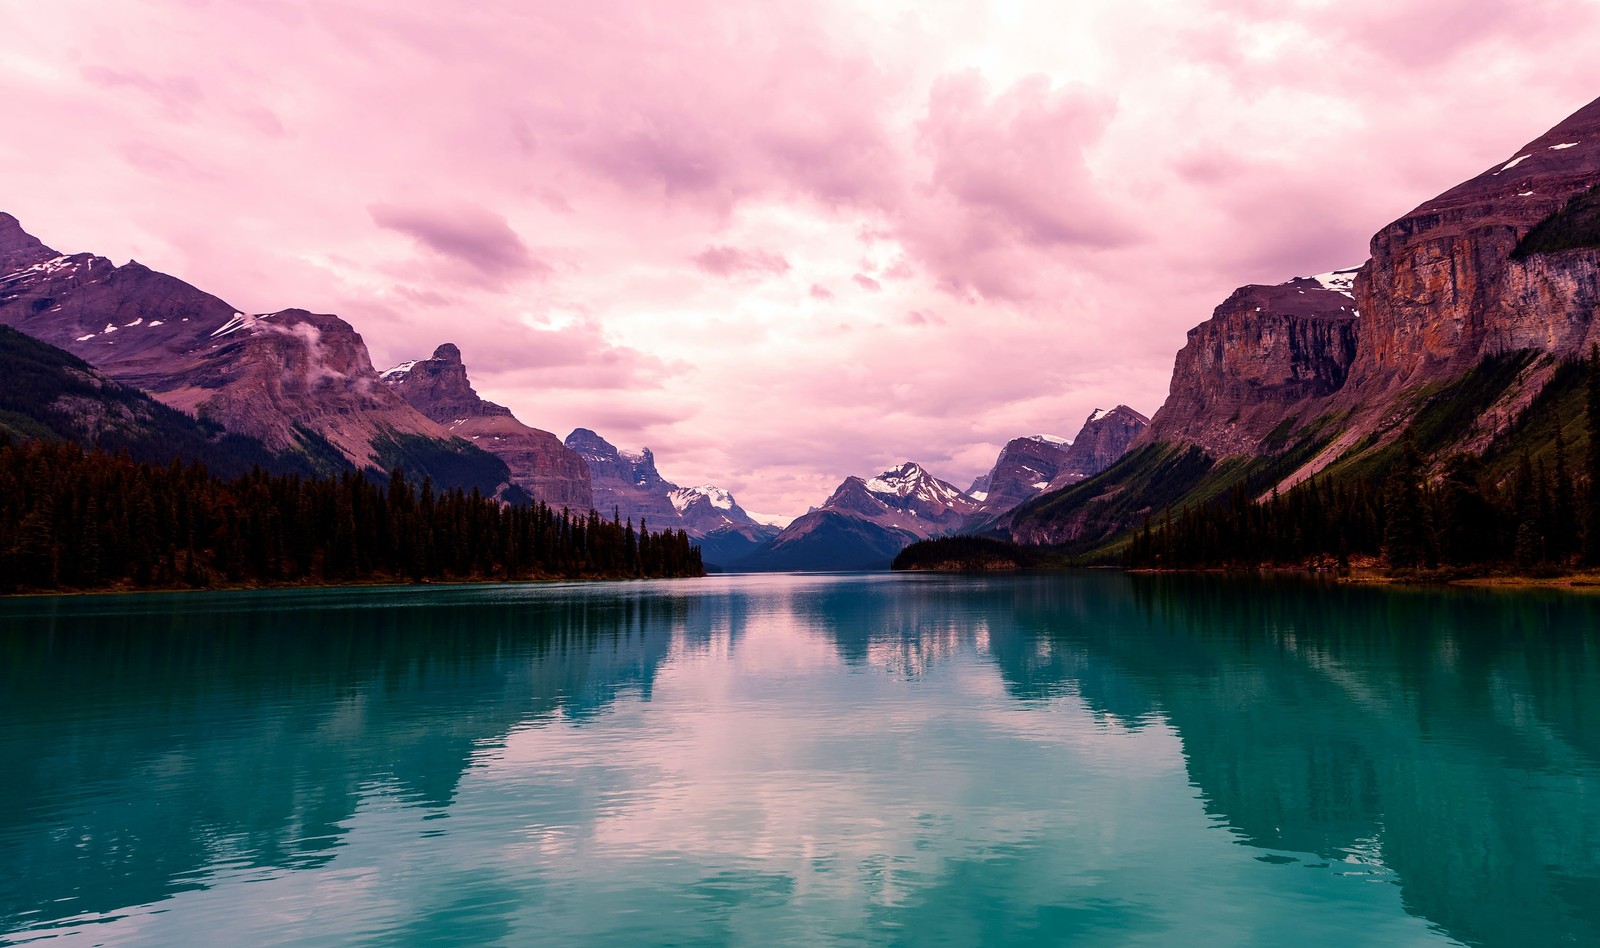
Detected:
left=1310, top=267, right=1361, bottom=298
left=862, top=462, right=973, bottom=509
left=1028, top=433, right=1071, bottom=446
left=1088, top=408, right=1112, bottom=423
left=380, top=360, right=417, bottom=381
left=669, top=484, right=736, bottom=513
left=864, top=462, right=928, bottom=497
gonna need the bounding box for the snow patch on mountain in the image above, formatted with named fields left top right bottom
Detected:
left=1311, top=267, right=1361, bottom=298
left=670, top=484, right=736, bottom=513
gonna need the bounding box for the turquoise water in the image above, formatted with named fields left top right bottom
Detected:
left=2, top=573, right=1598, bottom=946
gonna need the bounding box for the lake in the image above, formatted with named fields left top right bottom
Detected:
left=1, top=573, right=1598, bottom=946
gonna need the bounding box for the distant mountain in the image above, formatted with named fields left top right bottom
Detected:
left=563, top=428, right=776, bottom=566
left=0, top=213, right=512, bottom=494
left=970, top=435, right=1072, bottom=509
left=381, top=344, right=592, bottom=508
left=694, top=522, right=783, bottom=568
left=565, top=428, right=688, bottom=528
left=0, top=323, right=321, bottom=478
left=968, top=407, right=1150, bottom=527
left=1061, top=406, right=1150, bottom=480
left=741, top=462, right=980, bottom=571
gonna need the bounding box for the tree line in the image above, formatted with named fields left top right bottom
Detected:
left=1127, top=348, right=1600, bottom=574
left=0, top=438, right=703, bottom=593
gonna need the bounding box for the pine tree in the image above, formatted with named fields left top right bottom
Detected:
left=1383, top=433, right=1429, bottom=569
left=1587, top=345, right=1600, bottom=565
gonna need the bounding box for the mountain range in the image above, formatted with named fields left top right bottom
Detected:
left=561, top=427, right=780, bottom=567
left=9, top=92, right=1594, bottom=573
left=0, top=211, right=1153, bottom=570
left=738, top=406, right=1150, bottom=570
left=0, top=213, right=518, bottom=495
left=0, top=214, right=775, bottom=559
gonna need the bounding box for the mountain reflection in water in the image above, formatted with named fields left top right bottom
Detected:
left=1, top=574, right=1596, bottom=947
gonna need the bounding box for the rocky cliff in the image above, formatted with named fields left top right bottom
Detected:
left=973, top=435, right=1073, bottom=514
left=1353, top=97, right=1600, bottom=391
left=382, top=344, right=593, bottom=509
left=1135, top=277, right=1359, bottom=458
left=1004, top=94, right=1600, bottom=552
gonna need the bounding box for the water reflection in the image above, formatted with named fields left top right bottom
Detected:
left=1, top=575, right=1597, bottom=946
left=764, top=573, right=1600, bottom=946
left=0, top=585, right=691, bottom=933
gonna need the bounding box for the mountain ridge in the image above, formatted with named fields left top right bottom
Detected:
left=0, top=214, right=515, bottom=494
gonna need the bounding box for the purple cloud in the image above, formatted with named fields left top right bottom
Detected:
left=693, top=245, right=791, bottom=278
left=369, top=201, right=547, bottom=284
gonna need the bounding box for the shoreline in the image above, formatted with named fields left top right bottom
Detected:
left=0, top=572, right=707, bottom=600
left=907, top=562, right=1600, bottom=593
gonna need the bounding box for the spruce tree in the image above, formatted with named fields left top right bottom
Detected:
left=1383, top=433, right=1428, bottom=569
left=1587, top=345, right=1600, bottom=565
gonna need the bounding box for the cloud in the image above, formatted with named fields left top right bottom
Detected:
left=4, top=0, right=1597, bottom=517
left=692, top=245, right=791, bottom=278
left=369, top=201, right=548, bottom=285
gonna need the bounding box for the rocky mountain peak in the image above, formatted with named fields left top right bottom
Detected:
left=565, top=428, right=616, bottom=461
left=859, top=462, right=979, bottom=515
left=0, top=212, right=59, bottom=274
left=972, top=434, right=1077, bottom=515
left=1067, top=406, right=1150, bottom=474
left=668, top=483, right=766, bottom=535
left=968, top=408, right=1151, bottom=523
left=747, top=460, right=980, bottom=571
left=564, top=428, right=683, bottom=527
left=381, top=341, right=511, bottom=424
left=380, top=343, right=590, bottom=508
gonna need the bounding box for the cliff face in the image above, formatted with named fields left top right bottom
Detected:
left=0, top=213, right=56, bottom=273
left=1006, top=96, right=1600, bottom=552
left=1140, top=96, right=1600, bottom=474
left=1350, top=96, right=1600, bottom=396
left=383, top=344, right=593, bottom=509
left=383, top=343, right=513, bottom=424
left=1138, top=278, right=1360, bottom=458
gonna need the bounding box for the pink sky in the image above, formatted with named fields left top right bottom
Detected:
left=3, top=0, right=1596, bottom=522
